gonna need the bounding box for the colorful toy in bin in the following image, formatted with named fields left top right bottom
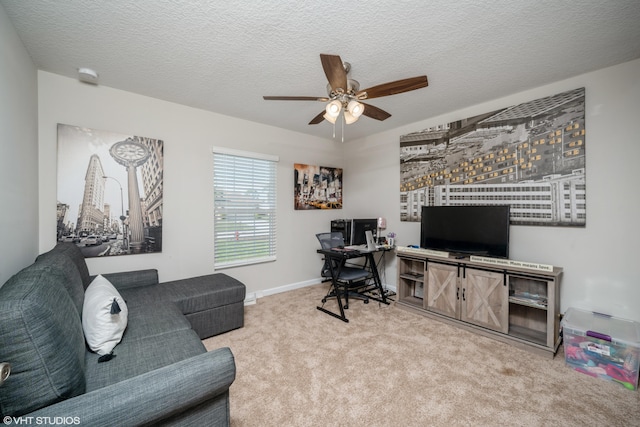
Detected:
left=604, top=365, right=636, bottom=390
left=565, top=344, right=589, bottom=363
left=561, top=307, right=640, bottom=390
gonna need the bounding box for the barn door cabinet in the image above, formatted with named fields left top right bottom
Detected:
left=396, top=252, right=562, bottom=357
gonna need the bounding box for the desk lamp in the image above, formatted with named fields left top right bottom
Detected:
left=377, top=217, right=387, bottom=244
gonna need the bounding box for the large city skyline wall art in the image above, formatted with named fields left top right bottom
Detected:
left=399, top=87, right=586, bottom=227
left=294, top=163, right=343, bottom=210
left=56, top=124, right=164, bottom=257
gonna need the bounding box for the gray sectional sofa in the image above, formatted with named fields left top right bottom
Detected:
left=0, top=243, right=246, bottom=426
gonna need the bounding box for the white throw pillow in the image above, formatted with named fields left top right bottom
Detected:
left=82, top=275, right=128, bottom=356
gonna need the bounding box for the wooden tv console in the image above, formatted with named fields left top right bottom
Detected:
left=395, top=248, right=563, bottom=358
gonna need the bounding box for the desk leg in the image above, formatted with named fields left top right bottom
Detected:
left=366, top=252, right=389, bottom=305
left=316, top=257, right=349, bottom=322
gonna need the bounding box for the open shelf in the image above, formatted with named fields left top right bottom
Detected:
left=508, top=295, right=547, bottom=309
left=399, top=272, right=425, bottom=282
left=399, top=295, right=424, bottom=308
left=398, top=256, right=426, bottom=302
left=509, top=324, right=547, bottom=346
left=509, top=275, right=549, bottom=308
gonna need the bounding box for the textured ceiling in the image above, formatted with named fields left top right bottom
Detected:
left=2, top=0, right=640, bottom=141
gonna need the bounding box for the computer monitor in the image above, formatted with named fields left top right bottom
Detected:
left=350, top=219, right=377, bottom=245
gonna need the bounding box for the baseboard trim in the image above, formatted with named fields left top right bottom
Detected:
left=260, top=278, right=321, bottom=297
left=244, top=279, right=396, bottom=304
left=243, top=292, right=257, bottom=306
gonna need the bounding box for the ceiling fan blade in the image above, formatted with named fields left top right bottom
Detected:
left=309, top=111, right=326, bottom=125
left=263, top=96, right=329, bottom=101
left=361, top=102, right=392, bottom=121
left=357, top=75, right=428, bottom=99
left=320, top=54, right=348, bottom=93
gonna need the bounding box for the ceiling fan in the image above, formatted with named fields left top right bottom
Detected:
left=263, top=54, right=428, bottom=126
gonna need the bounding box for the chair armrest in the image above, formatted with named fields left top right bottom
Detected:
left=93, top=269, right=159, bottom=290
left=27, top=348, right=236, bottom=426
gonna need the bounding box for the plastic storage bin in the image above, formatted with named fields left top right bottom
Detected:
left=562, top=307, right=640, bottom=390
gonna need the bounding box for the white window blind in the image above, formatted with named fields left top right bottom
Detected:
left=213, top=148, right=278, bottom=269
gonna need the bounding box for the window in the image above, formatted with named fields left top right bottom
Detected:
left=213, top=147, right=278, bottom=269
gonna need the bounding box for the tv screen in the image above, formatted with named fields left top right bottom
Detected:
left=420, top=205, right=510, bottom=258
left=351, top=218, right=377, bottom=245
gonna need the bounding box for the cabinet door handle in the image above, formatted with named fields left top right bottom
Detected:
left=456, top=287, right=459, bottom=300
left=462, top=288, right=466, bottom=301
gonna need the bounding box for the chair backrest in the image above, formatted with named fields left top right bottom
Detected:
left=316, top=232, right=346, bottom=277
left=316, top=232, right=345, bottom=250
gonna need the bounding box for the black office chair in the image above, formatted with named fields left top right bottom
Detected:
left=316, top=232, right=371, bottom=309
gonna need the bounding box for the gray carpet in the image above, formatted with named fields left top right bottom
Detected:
left=203, top=284, right=639, bottom=426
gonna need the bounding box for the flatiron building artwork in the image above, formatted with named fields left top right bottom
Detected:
left=56, top=124, right=164, bottom=256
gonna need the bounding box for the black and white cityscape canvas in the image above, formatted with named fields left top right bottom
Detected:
left=56, top=124, right=164, bottom=257
left=400, top=88, right=586, bottom=226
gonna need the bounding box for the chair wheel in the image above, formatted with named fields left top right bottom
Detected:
left=364, top=300, right=369, bottom=304
left=322, top=298, right=327, bottom=303
left=344, top=304, right=349, bottom=309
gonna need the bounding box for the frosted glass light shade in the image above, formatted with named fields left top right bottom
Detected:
left=347, top=100, right=364, bottom=118
left=325, top=100, right=342, bottom=118
left=323, top=112, right=338, bottom=124
left=344, top=111, right=358, bottom=124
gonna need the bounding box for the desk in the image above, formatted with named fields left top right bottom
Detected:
left=316, top=247, right=391, bottom=322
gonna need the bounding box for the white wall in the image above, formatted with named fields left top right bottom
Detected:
left=344, top=58, right=640, bottom=322
left=36, top=59, right=640, bottom=322
left=38, top=72, right=343, bottom=294
left=0, top=3, right=39, bottom=285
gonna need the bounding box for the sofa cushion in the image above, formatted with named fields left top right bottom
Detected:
left=33, top=250, right=85, bottom=317
left=37, top=242, right=92, bottom=289
left=99, top=269, right=159, bottom=290
left=84, top=329, right=206, bottom=392
left=119, top=273, right=246, bottom=339
left=0, top=266, right=86, bottom=417
left=118, top=273, right=245, bottom=313
left=122, top=302, right=192, bottom=341
left=118, top=285, right=167, bottom=308
left=156, top=273, right=246, bottom=314
left=82, top=275, right=129, bottom=356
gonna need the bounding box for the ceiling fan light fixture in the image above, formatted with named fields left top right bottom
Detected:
left=347, top=100, right=364, bottom=118
left=323, top=112, right=338, bottom=124
left=343, top=110, right=359, bottom=124
left=325, top=100, right=342, bottom=118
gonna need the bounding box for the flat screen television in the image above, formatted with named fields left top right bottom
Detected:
left=351, top=218, right=377, bottom=245
left=420, top=205, right=510, bottom=258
